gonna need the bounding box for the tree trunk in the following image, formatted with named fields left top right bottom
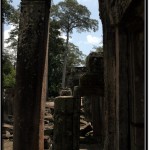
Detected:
left=62, top=31, right=69, bottom=88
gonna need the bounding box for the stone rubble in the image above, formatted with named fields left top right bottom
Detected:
left=2, top=97, right=98, bottom=150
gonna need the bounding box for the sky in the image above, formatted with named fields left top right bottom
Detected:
left=4, top=0, right=103, bottom=56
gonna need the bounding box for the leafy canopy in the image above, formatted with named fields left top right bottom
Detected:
left=2, top=0, right=20, bottom=24
left=2, top=52, right=16, bottom=88
left=48, top=19, right=86, bottom=96
left=51, top=0, right=99, bottom=34
left=51, top=0, right=99, bottom=87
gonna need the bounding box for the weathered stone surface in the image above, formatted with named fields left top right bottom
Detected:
left=99, top=0, right=144, bottom=149
left=82, top=96, right=92, bottom=122
left=13, top=0, right=50, bottom=150
left=73, top=52, right=104, bottom=149
left=2, top=88, right=15, bottom=122
left=66, top=67, right=87, bottom=90
left=44, top=136, right=51, bottom=149
left=86, top=52, right=103, bottom=73
left=44, top=114, right=53, bottom=122
left=80, top=119, right=88, bottom=126
left=54, top=96, right=80, bottom=150
left=74, top=86, right=104, bottom=97
left=44, top=126, right=53, bottom=137
left=80, top=123, right=93, bottom=137
left=2, top=139, right=13, bottom=150
left=59, top=88, right=72, bottom=96
left=79, top=73, right=103, bottom=88
left=2, top=124, right=13, bottom=140
left=3, top=124, right=13, bottom=135
left=2, top=133, right=13, bottom=140
left=45, top=101, right=54, bottom=108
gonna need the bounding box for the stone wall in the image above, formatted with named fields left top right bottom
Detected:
left=11, top=0, right=144, bottom=149
left=2, top=88, right=15, bottom=122
left=98, top=0, right=144, bottom=149
left=66, top=67, right=87, bottom=90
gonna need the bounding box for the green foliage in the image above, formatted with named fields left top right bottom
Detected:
left=95, top=46, right=103, bottom=53
left=2, top=52, right=16, bottom=88
left=51, top=0, right=99, bottom=87
left=67, top=43, right=86, bottom=68
left=3, top=3, right=87, bottom=95
left=2, top=0, right=20, bottom=24
left=3, top=1, right=20, bottom=62
left=48, top=20, right=86, bottom=96
left=4, top=25, right=19, bottom=63
left=51, top=0, right=99, bottom=33
left=48, top=20, right=65, bottom=96
left=92, top=45, right=103, bottom=53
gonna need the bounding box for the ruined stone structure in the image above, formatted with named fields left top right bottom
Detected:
left=73, top=52, right=104, bottom=147
left=54, top=96, right=80, bottom=150
left=12, top=0, right=144, bottom=149
left=13, top=0, right=51, bottom=150
left=99, top=0, right=144, bottom=149
left=66, top=67, right=87, bottom=90
left=2, top=88, right=15, bottom=121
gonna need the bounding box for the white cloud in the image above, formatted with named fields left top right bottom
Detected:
left=86, top=35, right=102, bottom=46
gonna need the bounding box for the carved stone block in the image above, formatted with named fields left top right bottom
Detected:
left=54, top=96, right=80, bottom=150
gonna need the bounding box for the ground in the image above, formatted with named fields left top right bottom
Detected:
left=2, top=140, right=13, bottom=150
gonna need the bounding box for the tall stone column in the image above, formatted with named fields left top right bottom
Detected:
left=13, top=0, right=50, bottom=150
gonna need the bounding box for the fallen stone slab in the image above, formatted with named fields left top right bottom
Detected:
left=44, top=126, right=54, bottom=137
left=80, top=119, right=88, bottom=126
left=44, top=120, right=49, bottom=125
left=85, top=130, right=93, bottom=137
left=45, top=102, right=54, bottom=109
left=44, top=135, right=51, bottom=149
left=2, top=133, right=13, bottom=140
left=2, top=124, right=13, bottom=129
left=80, top=123, right=93, bottom=137
left=2, top=124, right=13, bottom=135
left=80, top=115, right=85, bottom=119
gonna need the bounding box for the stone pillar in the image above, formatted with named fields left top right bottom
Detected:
left=13, top=0, right=50, bottom=150
left=91, top=96, right=102, bottom=139
left=81, top=53, right=104, bottom=141
left=54, top=96, right=80, bottom=150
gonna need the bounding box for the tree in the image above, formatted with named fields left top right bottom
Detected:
left=2, top=52, right=16, bottom=88
left=93, top=45, right=103, bottom=53
left=48, top=19, right=86, bottom=96
left=51, top=0, right=99, bottom=88
left=4, top=25, right=19, bottom=63
left=48, top=20, right=65, bottom=96
left=3, top=1, right=20, bottom=63
left=2, top=0, right=20, bottom=24
left=3, top=6, right=87, bottom=96
left=67, top=42, right=86, bottom=68
left=2, top=0, right=18, bottom=88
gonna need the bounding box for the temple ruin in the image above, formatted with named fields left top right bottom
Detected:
left=2, top=0, right=145, bottom=150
